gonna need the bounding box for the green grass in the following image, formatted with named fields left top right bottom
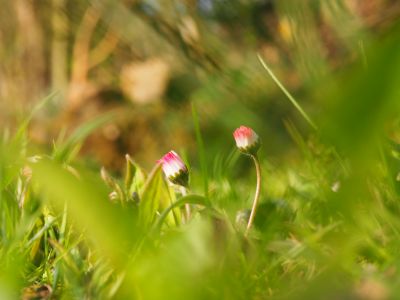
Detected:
left=2, top=22, right=400, bottom=300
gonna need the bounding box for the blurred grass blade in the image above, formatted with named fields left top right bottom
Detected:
left=14, top=91, right=59, bottom=143
left=191, top=102, right=208, bottom=197
left=101, top=167, right=125, bottom=203
left=32, top=159, right=138, bottom=266
left=53, top=112, right=115, bottom=162
left=257, top=53, right=317, bottom=130
left=320, top=26, right=400, bottom=155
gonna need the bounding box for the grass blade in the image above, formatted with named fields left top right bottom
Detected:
left=191, top=103, right=208, bottom=197
left=257, top=53, right=317, bottom=130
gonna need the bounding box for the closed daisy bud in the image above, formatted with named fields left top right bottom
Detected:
left=158, top=151, right=189, bottom=187
left=233, top=126, right=261, bottom=155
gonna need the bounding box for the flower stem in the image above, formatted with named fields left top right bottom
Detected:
left=180, top=186, right=191, bottom=221
left=245, top=154, right=261, bottom=236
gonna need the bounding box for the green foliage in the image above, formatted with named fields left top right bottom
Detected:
left=2, top=16, right=400, bottom=300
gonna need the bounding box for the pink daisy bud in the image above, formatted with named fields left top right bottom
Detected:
left=158, top=151, right=189, bottom=187
left=233, top=126, right=261, bottom=155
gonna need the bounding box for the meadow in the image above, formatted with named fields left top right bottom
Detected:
left=1, top=1, right=400, bottom=299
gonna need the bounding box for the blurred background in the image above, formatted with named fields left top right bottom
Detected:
left=1, top=0, right=399, bottom=171
left=3, top=1, right=400, bottom=299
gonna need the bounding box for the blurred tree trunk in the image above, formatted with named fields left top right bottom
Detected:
left=67, top=6, right=100, bottom=110
left=0, top=0, right=45, bottom=116
left=14, top=0, right=45, bottom=103
left=0, top=0, right=45, bottom=128
left=51, top=0, right=68, bottom=95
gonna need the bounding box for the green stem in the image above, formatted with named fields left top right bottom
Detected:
left=180, top=186, right=191, bottom=221
left=245, top=154, right=262, bottom=236
left=153, top=195, right=208, bottom=232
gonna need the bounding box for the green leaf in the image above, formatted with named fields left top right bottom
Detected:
left=138, top=164, right=164, bottom=229
left=159, top=182, right=182, bottom=227
left=125, top=155, right=147, bottom=202
left=124, top=154, right=136, bottom=191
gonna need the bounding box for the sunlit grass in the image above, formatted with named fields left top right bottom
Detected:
left=1, top=18, right=400, bottom=300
